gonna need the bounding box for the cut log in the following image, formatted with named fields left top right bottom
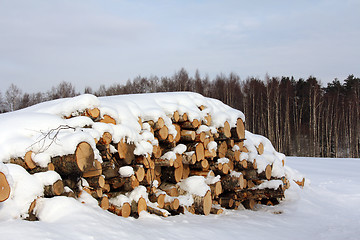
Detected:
left=149, top=193, right=166, bottom=208
left=173, top=124, right=181, bottom=142
left=209, top=181, right=223, bottom=198
left=182, top=164, right=190, bottom=179
left=193, top=190, right=212, bottom=215
left=134, top=165, right=145, bottom=182
left=221, top=174, right=246, bottom=192
left=44, top=179, right=64, bottom=197
left=182, top=152, right=196, bottom=165
left=83, top=159, right=102, bottom=178
left=180, top=120, right=199, bottom=130
left=117, top=140, right=135, bottom=165
left=82, top=187, right=103, bottom=199
left=155, top=126, right=169, bottom=141
left=172, top=111, right=180, bottom=122
left=10, top=151, right=36, bottom=170
left=154, top=158, right=174, bottom=167
left=180, top=130, right=196, bottom=141
left=159, top=183, right=179, bottom=197
left=257, top=143, right=264, bottom=155
left=85, top=108, right=100, bottom=120
left=194, top=132, right=206, bottom=143
left=161, top=166, right=183, bottom=183
left=147, top=205, right=169, bottom=217
left=99, top=195, right=109, bottom=210
left=152, top=144, right=162, bottom=159
left=131, top=197, right=147, bottom=216
left=52, top=142, right=95, bottom=176
left=210, top=206, right=224, bottom=215
left=186, top=143, right=205, bottom=162
left=85, top=175, right=105, bottom=188
left=218, top=121, right=231, bottom=139
left=106, top=175, right=139, bottom=192
left=108, top=202, right=131, bottom=218
left=101, top=161, right=119, bottom=179
left=217, top=141, right=228, bottom=158
left=100, top=114, right=116, bottom=125
left=0, top=172, right=11, bottom=202
left=203, top=114, right=212, bottom=126
left=147, top=117, right=165, bottom=131
left=230, top=118, right=245, bottom=140
left=99, top=132, right=112, bottom=145
left=189, top=169, right=215, bottom=178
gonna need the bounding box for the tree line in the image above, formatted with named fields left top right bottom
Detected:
left=1, top=68, right=359, bottom=158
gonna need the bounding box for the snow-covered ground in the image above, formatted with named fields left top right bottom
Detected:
left=1, top=156, right=359, bottom=240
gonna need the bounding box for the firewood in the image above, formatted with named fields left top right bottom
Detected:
left=295, top=178, right=305, bottom=188
left=149, top=192, right=166, bottom=208
left=99, top=195, right=109, bottom=210
left=141, top=168, right=155, bottom=185
left=219, top=196, right=235, bottom=209
left=234, top=187, right=284, bottom=202
left=101, top=161, right=119, bottom=179
left=159, top=183, right=179, bottom=197
left=221, top=174, right=246, bottom=192
left=210, top=206, right=224, bottom=215
left=85, top=175, right=105, bottom=188
left=154, top=158, right=174, bottom=167
left=218, top=121, right=231, bottom=139
left=103, top=183, right=111, bottom=193
left=134, top=165, right=145, bottom=182
left=172, top=111, right=180, bottom=122
left=44, top=179, right=64, bottom=197
left=174, top=154, right=183, bottom=169
left=108, top=203, right=131, bottom=218
left=155, top=126, right=169, bottom=141
left=131, top=197, right=147, bottom=216
left=180, top=130, right=196, bottom=141
left=204, top=149, right=217, bottom=159
left=82, top=187, right=103, bottom=199
left=209, top=181, right=223, bottom=198
left=83, top=160, right=102, bottom=178
left=230, top=118, right=245, bottom=140
left=106, top=175, right=139, bottom=192
left=28, top=162, right=56, bottom=174
left=193, top=190, right=212, bottom=215
left=257, top=143, right=264, bottom=155
left=194, top=132, right=206, bottom=143
left=217, top=141, right=228, bottom=158
left=180, top=120, right=199, bottom=130
left=186, top=143, right=205, bottom=162
left=98, top=132, right=112, bottom=145
left=147, top=205, right=169, bottom=217
left=161, top=166, right=183, bottom=183
left=117, top=140, right=135, bottom=165
left=182, top=164, right=190, bottom=179
left=173, top=124, right=181, bottom=142
left=189, top=169, right=215, bottom=178
left=0, top=172, right=11, bottom=202
left=193, top=159, right=209, bottom=170
left=100, top=114, right=116, bottom=125
left=51, top=142, right=95, bottom=176
left=147, top=117, right=165, bottom=131
left=225, top=150, right=240, bottom=162
left=182, top=152, right=196, bottom=165
left=26, top=198, right=39, bottom=221
left=10, top=151, right=36, bottom=170
left=85, top=108, right=100, bottom=120
left=152, top=144, right=162, bottom=159
left=203, top=114, right=212, bottom=126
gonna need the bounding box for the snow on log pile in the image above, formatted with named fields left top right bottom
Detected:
left=0, top=92, right=304, bottom=219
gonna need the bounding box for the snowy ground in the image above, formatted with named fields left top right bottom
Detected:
left=1, top=156, right=359, bottom=240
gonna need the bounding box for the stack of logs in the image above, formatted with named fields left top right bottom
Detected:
left=0, top=106, right=298, bottom=219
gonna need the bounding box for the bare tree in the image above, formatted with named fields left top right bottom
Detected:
left=5, top=84, right=23, bottom=111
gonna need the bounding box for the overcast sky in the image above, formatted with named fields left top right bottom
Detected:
left=1, top=0, right=360, bottom=93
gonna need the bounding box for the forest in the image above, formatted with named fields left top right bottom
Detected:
left=1, top=69, right=359, bottom=158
